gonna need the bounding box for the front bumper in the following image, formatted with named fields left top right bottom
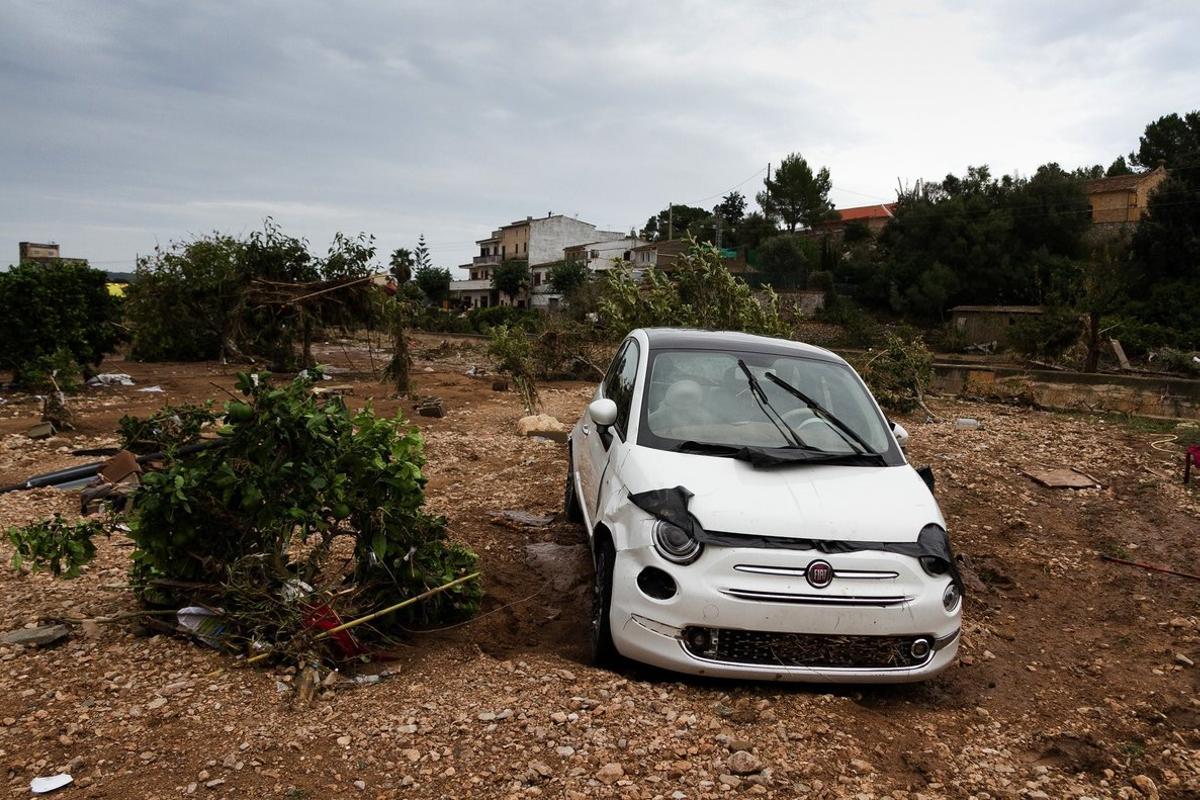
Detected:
left=610, top=543, right=961, bottom=683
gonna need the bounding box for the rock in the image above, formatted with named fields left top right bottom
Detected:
left=477, top=711, right=496, bottom=721
left=1132, top=774, right=1159, bottom=799
left=353, top=779, right=366, bottom=790
left=727, top=751, right=762, bottom=775
left=719, top=774, right=743, bottom=789
left=337, top=735, right=352, bottom=747
left=1175, top=652, right=1194, bottom=667
left=146, top=697, right=167, bottom=710
left=529, top=761, right=553, bottom=778
left=492, top=380, right=508, bottom=392
left=595, top=762, right=624, bottom=785
left=556, top=746, right=575, bottom=757
left=517, top=414, right=569, bottom=442
left=204, top=778, right=225, bottom=789
left=0, top=624, right=70, bottom=648
left=849, top=758, right=874, bottom=774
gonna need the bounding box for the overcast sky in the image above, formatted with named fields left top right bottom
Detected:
left=2, top=1, right=1197, bottom=275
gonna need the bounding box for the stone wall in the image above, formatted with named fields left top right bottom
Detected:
left=931, top=363, right=1200, bottom=419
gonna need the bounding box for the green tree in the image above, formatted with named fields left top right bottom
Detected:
left=414, top=234, right=432, bottom=272
left=641, top=204, right=714, bottom=242
left=757, top=153, right=835, bottom=233
left=1105, top=156, right=1133, bottom=176
left=754, top=234, right=816, bottom=289
left=414, top=266, right=452, bottom=306
left=389, top=247, right=414, bottom=283
left=492, top=259, right=531, bottom=303
left=1129, top=110, right=1200, bottom=169
left=1124, top=161, right=1200, bottom=346
left=0, top=261, right=119, bottom=386
left=734, top=211, right=779, bottom=250
left=713, top=191, right=746, bottom=244
left=548, top=259, right=590, bottom=297
left=599, top=239, right=787, bottom=338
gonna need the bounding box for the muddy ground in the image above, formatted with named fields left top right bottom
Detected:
left=0, top=334, right=1197, bottom=799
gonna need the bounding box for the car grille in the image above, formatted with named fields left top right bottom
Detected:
left=681, top=626, right=933, bottom=669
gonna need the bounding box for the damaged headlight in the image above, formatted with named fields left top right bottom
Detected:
left=942, top=582, right=962, bottom=612
left=653, top=520, right=702, bottom=565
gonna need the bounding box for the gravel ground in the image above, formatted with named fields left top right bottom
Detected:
left=0, top=336, right=1197, bottom=799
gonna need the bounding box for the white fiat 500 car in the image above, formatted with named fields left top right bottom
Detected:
left=565, top=328, right=962, bottom=683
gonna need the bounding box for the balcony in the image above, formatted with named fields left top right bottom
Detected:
left=473, top=254, right=501, bottom=266
left=449, top=279, right=492, bottom=292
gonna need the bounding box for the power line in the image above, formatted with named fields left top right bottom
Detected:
left=689, top=165, right=769, bottom=206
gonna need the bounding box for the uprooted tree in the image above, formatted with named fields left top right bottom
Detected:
left=9, top=371, right=481, bottom=665
left=125, top=220, right=382, bottom=369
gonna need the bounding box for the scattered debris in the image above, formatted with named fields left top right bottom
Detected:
left=136, top=385, right=165, bottom=393
left=30, top=774, right=73, bottom=794
left=86, top=372, right=135, bottom=387
left=0, top=624, right=71, bottom=648
left=1176, top=652, right=1195, bottom=668
left=1100, top=555, right=1200, bottom=582
left=312, top=384, right=355, bottom=397
left=1185, top=444, right=1200, bottom=484
left=1111, top=339, right=1132, bottom=371
left=415, top=396, right=445, bottom=418
left=498, top=510, right=556, bottom=528
left=1022, top=466, right=1102, bottom=489
left=954, top=418, right=981, bottom=430
left=176, top=607, right=231, bottom=651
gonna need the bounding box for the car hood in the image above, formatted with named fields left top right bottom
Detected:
left=618, top=445, right=944, bottom=542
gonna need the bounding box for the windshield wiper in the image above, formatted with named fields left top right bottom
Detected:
left=736, top=360, right=805, bottom=450
left=763, top=371, right=879, bottom=456
left=673, top=440, right=742, bottom=456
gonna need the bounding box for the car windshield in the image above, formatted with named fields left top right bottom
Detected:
left=640, top=349, right=892, bottom=455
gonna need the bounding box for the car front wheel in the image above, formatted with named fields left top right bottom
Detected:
left=590, top=538, right=617, bottom=665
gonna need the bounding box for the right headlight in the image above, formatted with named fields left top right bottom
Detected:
left=653, top=520, right=702, bottom=565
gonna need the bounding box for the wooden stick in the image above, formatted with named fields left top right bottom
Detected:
left=1100, top=555, right=1200, bottom=582
left=315, top=572, right=480, bottom=638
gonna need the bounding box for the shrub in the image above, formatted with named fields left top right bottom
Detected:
left=599, top=240, right=788, bottom=339
left=117, top=402, right=218, bottom=453
left=487, top=325, right=539, bottom=414
left=129, top=371, right=481, bottom=634
left=0, top=261, right=118, bottom=387
left=818, top=296, right=882, bottom=347
left=1007, top=308, right=1081, bottom=360
left=7, top=514, right=108, bottom=578
left=854, top=332, right=934, bottom=413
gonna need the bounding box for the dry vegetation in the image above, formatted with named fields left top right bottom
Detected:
left=0, top=333, right=1198, bottom=799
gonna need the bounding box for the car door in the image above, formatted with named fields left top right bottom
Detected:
left=581, top=338, right=640, bottom=524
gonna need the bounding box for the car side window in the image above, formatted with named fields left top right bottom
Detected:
left=603, top=339, right=640, bottom=439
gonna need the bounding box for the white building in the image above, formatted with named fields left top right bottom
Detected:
left=449, top=214, right=627, bottom=310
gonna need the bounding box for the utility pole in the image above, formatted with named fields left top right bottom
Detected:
left=667, top=203, right=673, bottom=240
left=715, top=216, right=722, bottom=249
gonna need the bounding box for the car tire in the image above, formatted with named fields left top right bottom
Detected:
left=564, top=446, right=584, bottom=523
left=590, top=538, right=618, bottom=666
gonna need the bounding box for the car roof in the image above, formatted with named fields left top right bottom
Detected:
left=636, top=328, right=844, bottom=364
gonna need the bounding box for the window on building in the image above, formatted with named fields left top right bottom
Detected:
left=533, top=272, right=542, bottom=286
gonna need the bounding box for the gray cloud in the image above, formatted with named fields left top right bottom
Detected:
left=1, top=0, right=1197, bottom=272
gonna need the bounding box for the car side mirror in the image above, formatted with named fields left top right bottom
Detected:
left=589, top=398, right=618, bottom=429
left=890, top=420, right=909, bottom=447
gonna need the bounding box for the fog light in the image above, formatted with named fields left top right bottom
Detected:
left=942, top=582, right=961, bottom=612
left=910, top=638, right=931, bottom=659
left=682, top=626, right=721, bottom=657
left=637, top=567, right=677, bottom=600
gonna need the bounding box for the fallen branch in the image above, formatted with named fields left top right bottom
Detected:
left=1100, top=555, right=1200, bottom=582
left=243, top=571, right=481, bottom=665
